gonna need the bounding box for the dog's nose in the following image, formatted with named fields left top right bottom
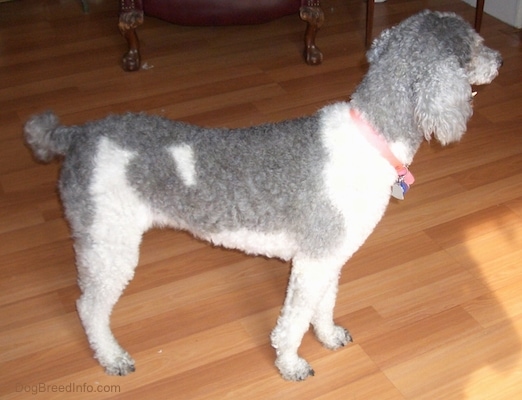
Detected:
left=498, top=55, right=504, bottom=67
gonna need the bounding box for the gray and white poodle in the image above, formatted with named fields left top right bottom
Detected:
left=24, top=11, right=501, bottom=381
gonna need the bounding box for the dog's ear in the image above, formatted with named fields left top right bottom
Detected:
left=366, top=27, right=394, bottom=64
left=414, top=58, right=473, bottom=145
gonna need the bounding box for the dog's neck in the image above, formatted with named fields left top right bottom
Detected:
left=349, top=109, right=411, bottom=171
left=350, top=108, right=415, bottom=196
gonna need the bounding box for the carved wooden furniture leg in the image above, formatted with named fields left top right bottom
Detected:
left=119, top=0, right=144, bottom=72
left=300, top=0, right=324, bottom=65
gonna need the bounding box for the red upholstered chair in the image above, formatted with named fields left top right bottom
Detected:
left=119, top=0, right=324, bottom=72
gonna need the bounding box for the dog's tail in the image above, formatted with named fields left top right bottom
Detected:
left=24, top=111, right=77, bottom=162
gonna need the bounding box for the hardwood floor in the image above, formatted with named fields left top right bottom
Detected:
left=1, top=0, right=521, bottom=398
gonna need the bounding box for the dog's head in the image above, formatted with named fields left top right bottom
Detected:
left=358, top=10, right=502, bottom=147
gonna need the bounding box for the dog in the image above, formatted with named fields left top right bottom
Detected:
left=24, top=11, right=501, bottom=381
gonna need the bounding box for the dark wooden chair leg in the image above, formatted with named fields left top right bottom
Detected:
left=80, top=0, right=89, bottom=13
left=300, top=0, right=324, bottom=65
left=119, top=0, right=144, bottom=72
left=475, top=0, right=485, bottom=31
left=365, top=0, right=375, bottom=48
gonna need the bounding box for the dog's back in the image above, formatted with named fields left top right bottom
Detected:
left=24, top=111, right=345, bottom=260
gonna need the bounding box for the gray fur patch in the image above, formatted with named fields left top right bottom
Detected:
left=122, top=114, right=343, bottom=256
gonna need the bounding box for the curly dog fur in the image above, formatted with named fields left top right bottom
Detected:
left=24, top=11, right=501, bottom=381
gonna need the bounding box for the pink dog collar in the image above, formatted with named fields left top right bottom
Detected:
left=350, top=108, right=414, bottom=199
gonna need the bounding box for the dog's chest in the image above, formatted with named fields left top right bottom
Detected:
left=319, top=105, right=398, bottom=246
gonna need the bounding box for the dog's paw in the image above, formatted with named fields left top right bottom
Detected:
left=316, top=325, right=352, bottom=350
left=103, top=353, right=136, bottom=376
left=275, top=356, right=315, bottom=381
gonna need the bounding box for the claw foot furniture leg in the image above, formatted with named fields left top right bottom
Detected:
left=119, top=0, right=144, bottom=72
left=300, top=0, right=324, bottom=65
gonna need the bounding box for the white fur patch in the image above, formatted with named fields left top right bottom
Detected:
left=389, top=141, right=413, bottom=166
left=208, top=230, right=297, bottom=261
left=319, top=103, right=397, bottom=259
left=169, top=144, right=197, bottom=187
left=89, top=138, right=153, bottom=245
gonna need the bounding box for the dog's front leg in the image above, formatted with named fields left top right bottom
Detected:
left=311, top=279, right=352, bottom=350
left=270, top=257, right=345, bottom=381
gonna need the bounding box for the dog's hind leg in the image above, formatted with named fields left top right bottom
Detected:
left=75, top=229, right=142, bottom=376
left=67, top=136, right=150, bottom=375
left=270, top=257, right=345, bottom=381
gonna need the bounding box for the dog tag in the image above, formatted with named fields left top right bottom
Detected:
left=391, top=182, right=405, bottom=200
left=400, top=180, right=410, bottom=194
